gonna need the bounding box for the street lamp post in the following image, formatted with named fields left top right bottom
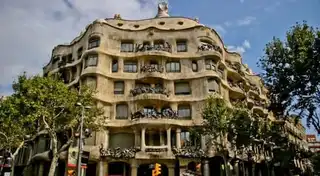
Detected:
left=75, top=103, right=91, bottom=176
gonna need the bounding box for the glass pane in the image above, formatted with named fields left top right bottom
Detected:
left=175, top=62, right=180, bottom=72
left=112, top=60, right=118, bottom=72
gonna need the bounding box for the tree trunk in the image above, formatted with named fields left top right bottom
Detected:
left=48, top=137, right=58, bottom=176
left=10, top=141, right=24, bottom=176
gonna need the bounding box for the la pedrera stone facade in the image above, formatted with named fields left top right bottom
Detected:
left=12, top=2, right=310, bottom=176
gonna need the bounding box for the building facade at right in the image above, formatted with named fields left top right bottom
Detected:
left=307, top=134, right=320, bottom=153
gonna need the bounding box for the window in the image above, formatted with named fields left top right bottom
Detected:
left=116, top=104, right=128, bottom=119
left=121, top=42, right=134, bottom=52
left=77, top=47, right=83, bottom=59
left=205, top=59, right=216, bottom=70
left=175, top=82, right=191, bottom=95
left=176, top=40, right=187, bottom=52
left=114, top=81, right=124, bottom=94
left=178, top=105, right=191, bottom=119
left=166, top=61, right=180, bottom=72
left=217, top=66, right=224, bottom=78
left=124, top=61, right=137, bottom=73
left=208, top=79, right=220, bottom=93
left=112, top=59, right=118, bottom=72
left=143, top=107, right=157, bottom=115
left=150, top=60, right=159, bottom=70
left=83, top=76, right=97, bottom=90
left=180, top=131, right=190, bottom=147
left=154, top=40, right=165, bottom=50
left=192, top=61, right=198, bottom=72
left=88, top=36, right=100, bottom=49
left=85, top=54, right=98, bottom=68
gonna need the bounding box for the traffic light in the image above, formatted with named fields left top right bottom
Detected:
left=152, top=163, right=161, bottom=176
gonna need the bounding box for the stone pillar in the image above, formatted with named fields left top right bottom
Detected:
left=234, top=161, right=239, bottom=176
left=141, top=128, right=146, bottom=152
left=119, top=58, right=124, bottom=72
left=131, top=162, right=138, bottom=176
left=201, top=135, right=206, bottom=150
left=202, top=160, right=210, bottom=176
left=98, top=160, right=108, bottom=176
left=176, top=128, right=181, bottom=149
left=167, top=127, right=172, bottom=152
left=38, top=163, right=44, bottom=176
left=160, top=129, right=165, bottom=146
left=168, top=165, right=175, bottom=176
left=105, top=129, right=109, bottom=149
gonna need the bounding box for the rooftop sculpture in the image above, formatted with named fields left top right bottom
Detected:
left=156, top=2, right=169, bottom=18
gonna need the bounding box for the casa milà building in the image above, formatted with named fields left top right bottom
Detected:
left=39, top=2, right=281, bottom=176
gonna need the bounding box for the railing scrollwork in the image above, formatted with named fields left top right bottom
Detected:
left=131, top=108, right=178, bottom=120
left=135, top=42, right=172, bottom=53
left=99, top=144, right=139, bottom=159
left=198, top=43, right=223, bottom=54
left=130, top=86, right=169, bottom=97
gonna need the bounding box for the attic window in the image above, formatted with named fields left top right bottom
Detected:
left=117, top=23, right=123, bottom=27
left=134, top=24, right=140, bottom=28
left=159, top=21, right=165, bottom=25
left=178, top=21, right=184, bottom=25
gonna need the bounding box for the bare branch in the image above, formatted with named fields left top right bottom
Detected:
left=53, top=108, right=65, bottom=120
left=0, top=131, right=8, bottom=142
left=12, top=141, right=24, bottom=159
left=58, top=138, right=74, bottom=154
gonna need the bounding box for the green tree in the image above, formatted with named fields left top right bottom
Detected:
left=0, top=73, right=103, bottom=176
left=258, top=21, right=320, bottom=133
left=191, top=96, right=255, bottom=176
left=311, top=152, right=320, bottom=174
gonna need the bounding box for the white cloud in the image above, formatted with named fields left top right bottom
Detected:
left=240, top=0, right=245, bottom=3
left=211, top=24, right=227, bottom=35
left=227, top=40, right=251, bottom=54
left=243, top=40, right=251, bottom=49
left=224, top=21, right=232, bottom=27
left=0, top=0, right=159, bottom=94
left=264, top=1, right=281, bottom=12
left=237, top=16, right=256, bottom=26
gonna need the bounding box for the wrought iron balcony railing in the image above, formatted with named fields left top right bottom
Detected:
left=131, top=108, right=178, bottom=120
left=140, top=65, right=164, bottom=73
left=130, top=86, right=169, bottom=96
left=99, top=146, right=139, bottom=159
left=198, top=43, right=223, bottom=54
left=135, top=42, right=172, bottom=53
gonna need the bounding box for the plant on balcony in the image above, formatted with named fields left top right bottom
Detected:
left=0, top=73, right=103, bottom=176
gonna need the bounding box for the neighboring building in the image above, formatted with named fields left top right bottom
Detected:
left=12, top=2, right=311, bottom=176
left=306, top=134, right=320, bottom=153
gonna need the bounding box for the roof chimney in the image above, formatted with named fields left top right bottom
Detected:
left=156, top=2, right=169, bottom=18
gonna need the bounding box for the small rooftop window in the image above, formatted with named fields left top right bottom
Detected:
left=117, top=23, right=123, bottom=27
left=178, top=21, right=184, bottom=25
left=134, top=24, right=140, bottom=28
left=159, top=21, right=165, bottom=25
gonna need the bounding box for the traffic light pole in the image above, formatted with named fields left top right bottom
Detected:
left=77, top=105, right=84, bottom=176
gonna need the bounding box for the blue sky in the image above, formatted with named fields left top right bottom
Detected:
left=0, top=0, right=319, bottom=135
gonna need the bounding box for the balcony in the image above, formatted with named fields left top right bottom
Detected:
left=197, top=43, right=223, bottom=54
left=228, top=79, right=246, bottom=94
left=140, top=65, right=164, bottom=73
left=131, top=108, right=178, bottom=120
left=135, top=43, right=172, bottom=53
left=130, top=86, right=169, bottom=97
left=172, top=145, right=206, bottom=158
left=99, top=146, right=139, bottom=159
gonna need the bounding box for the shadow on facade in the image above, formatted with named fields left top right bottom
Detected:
left=108, top=162, right=131, bottom=176
left=209, top=156, right=225, bottom=176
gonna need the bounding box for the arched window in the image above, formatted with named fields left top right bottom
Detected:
left=84, top=54, right=98, bottom=68
left=88, top=36, right=100, bottom=49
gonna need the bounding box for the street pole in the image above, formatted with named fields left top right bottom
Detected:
left=77, top=105, right=84, bottom=176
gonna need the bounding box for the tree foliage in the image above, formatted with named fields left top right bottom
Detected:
left=0, top=73, right=103, bottom=176
left=258, top=21, right=320, bottom=133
